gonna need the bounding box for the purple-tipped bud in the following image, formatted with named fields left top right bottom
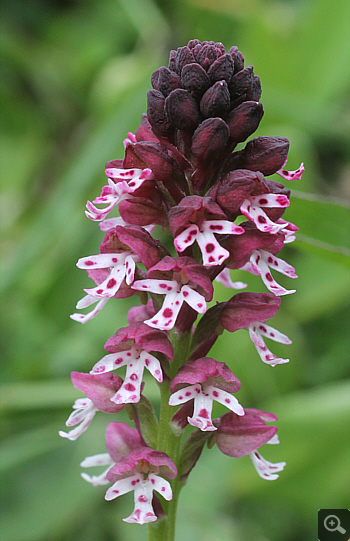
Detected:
left=175, top=46, right=195, bottom=73
left=228, top=46, right=245, bottom=73
left=200, top=80, right=231, bottom=118
left=165, top=89, right=201, bottom=131
left=226, top=101, right=264, bottom=144
left=246, top=75, right=262, bottom=102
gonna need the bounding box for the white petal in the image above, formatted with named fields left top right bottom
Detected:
left=80, top=453, right=113, bottom=468
left=240, top=199, right=286, bottom=234
left=125, top=255, right=137, bottom=285
left=105, top=474, right=142, bottom=501
left=206, top=386, right=244, bottom=416
left=196, top=230, right=230, bottom=266
left=267, top=434, right=280, bottom=445
left=252, top=322, right=291, bottom=345
left=260, top=250, right=298, bottom=278
left=70, top=297, right=109, bottom=323
left=84, top=266, right=126, bottom=298
left=77, top=253, right=128, bottom=269
left=250, top=251, right=296, bottom=297
left=169, top=384, right=201, bottom=406
left=248, top=326, right=289, bottom=367
left=123, top=481, right=157, bottom=524
left=181, top=285, right=206, bottom=313
left=90, top=351, right=132, bottom=374
left=59, top=406, right=97, bottom=441
left=144, top=291, right=183, bottom=330
left=132, top=279, right=178, bottom=295
left=188, top=392, right=216, bottom=432
left=149, top=474, right=173, bottom=501
left=174, top=225, right=199, bottom=252
left=202, top=219, right=244, bottom=235
left=249, top=194, right=290, bottom=209
left=250, top=450, right=286, bottom=480
left=216, top=268, right=247, bottom=289
left=140, top=351, right=163, bottom=383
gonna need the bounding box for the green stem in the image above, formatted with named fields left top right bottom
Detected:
left=148, top=330, right=190, bottom=541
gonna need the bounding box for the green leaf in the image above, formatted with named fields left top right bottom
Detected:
left=133, top=395, right=158, bottom=448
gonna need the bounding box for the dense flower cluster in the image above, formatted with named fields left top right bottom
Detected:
left=61, top=40, right=303, bottom=528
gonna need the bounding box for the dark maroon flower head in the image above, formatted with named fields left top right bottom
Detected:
left=147, top=40, right=263, bottom=166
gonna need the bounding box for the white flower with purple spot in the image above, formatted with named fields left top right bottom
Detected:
left=248, top=321, right=291, bottom=366
left=80, top=453, right=116, bottom=486
left=59, top=398, right=98, bottom=441
left=276, top=159, right=305, bottom=181
left=174, top=220, right=244, bottom=266
left=249, top=448, right=286, bottom=480
left=247, top=249, right=297, bottom=296
left=240, top=193, right=290, bottom=235
left=106, top=472, right=172, bottom=524
left=70, top=252, right=140, bottom=323
left=90, top=345, right=163, bottom=404
left=169, top=382, right=244, bottom=432
left=132, top=278, right=207, bottom=331
left=85, top=168, right=152, bottom=222
left=216, top=268, right=247, bottom=290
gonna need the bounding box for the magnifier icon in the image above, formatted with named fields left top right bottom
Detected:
left=324, top=515, right=346, bottom=534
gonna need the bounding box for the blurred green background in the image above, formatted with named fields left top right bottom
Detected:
left=1, top=0, right=349, bottom=540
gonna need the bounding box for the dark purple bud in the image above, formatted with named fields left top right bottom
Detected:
left=220, top=292, right=281, bottom=332
left=229, top=66, right=254, bottom=103
left=187, top=39, right=202, bottom=49
left=165, top=89, right=201, bottom=131
left=227, top=46, right=245, bottom=73
left=226, top=101, right=264, bottom=144
left=147, top=89, right=172, bottom=136
left=191, top=117, right=230, bottom=164
left=200, top=80, right=231, bottom=118
left=168, top=49, right=177, bottom=71
left=246, top=75, right=262, bottom=102
left=181, top=63, right=211, bottom=98
left=175, top=46, right=195, bottom=73
left=151, top=67, right=181, bottom=97
left=207, top=54, right=234, bottom=84
left=214, top=41, right=226, bottom=56
left=194, top=44, right=218, bottom=71
left=239, top=136, right=290, bottom=176
left=216, top=169, right=264, bottom=215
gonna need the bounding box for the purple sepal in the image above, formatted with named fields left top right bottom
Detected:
left=119, top=198, right=167, bottom=227
left=225, top=136, right=290, bottom=177
left=105, top=422, right=143, bottom=463
left=215, top=169, right=265, bottom=215
left=226, top=222, right=284, bottom=269
left=215, top=409, right=277, bottom=457
left=104, top=322, right=174, bottom=360
left=135, top=114, right=160, bottom=143
left=127, top=299, right=156, bottom=325
left=226, top=101, right=264, bottom=146
left=169, top=195, right=227, bottom=238
left=114, top=225, right=168, bottom=270
left=220, top=292, right=281, bottom=332
left=170, top=401, right=194, bottom=433
left=191, top=117, right=230, bottom=167
left=71, top=372, right=124, bottom=414
left=107, top=447, right=177, bottom=482
left=170, top=357, right=241, bottom=394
